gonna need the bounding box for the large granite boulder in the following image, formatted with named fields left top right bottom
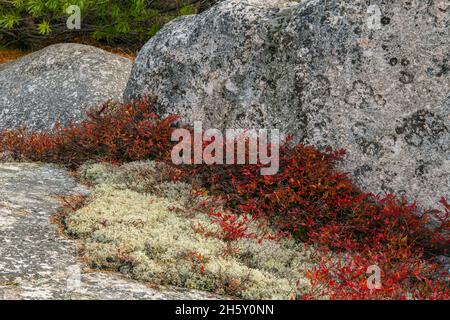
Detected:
left=124, top=0, right=449, bottom=208
left=0, top=43, right=132, bottom=132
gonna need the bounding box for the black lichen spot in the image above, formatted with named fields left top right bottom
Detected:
left=405, top=133, right=424, bottom=147
left=426, top=67, right=435, bottom=77
left=399, top=71, right=414, bottom=84
left=401, top=58, right=410, bottom=66
left=381, top=183, right=395, bottom=194
left=345, top=80, right=375, bottom=109
left=351, top=122, right=368, bottom=138
left=398, top=110, right=449, bottom=147
left=375, top=94, right=387, bottom=107
left=354, top=164, right=373, bottom=178
left=296, top=113, right=309, bottom=131
left=320, top=15, right=328, bottom=24
left=414, top=159, right=434, bottom=178
left=356, top=138, right=383, bottom=157
left=313, top=120, right=328, bottom=132
left=415, top=163, right=429, bottom=176
left=381, top=17, right=391, bottom=25
left=389, top=57, right=398, bottom=66
left=395, top=126, right=405, bottom=134
left=436, top=59, right=449, bottom=77
left=362, top=141, right=382, bottom=157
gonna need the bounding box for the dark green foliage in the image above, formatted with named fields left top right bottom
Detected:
left=0, top=0, right=218, bottom=49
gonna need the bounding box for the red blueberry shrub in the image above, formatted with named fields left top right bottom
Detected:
left=0, top=97, right=178, bottom=166
left=183, top=142, right=449, bottom=299
left=0, top=98, right=448, bottom=299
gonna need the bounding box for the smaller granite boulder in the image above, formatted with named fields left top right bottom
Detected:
left=0, top=43, right=132, bottom=132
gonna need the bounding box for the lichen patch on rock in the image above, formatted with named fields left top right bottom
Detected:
left=68, top=161, right=315, bottom=299
left=0, top=162, right=223, bottom=300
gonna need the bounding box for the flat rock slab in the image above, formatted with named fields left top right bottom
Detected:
left=0, top=162, right=222, bottom=300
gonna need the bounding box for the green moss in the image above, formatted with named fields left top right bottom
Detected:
left=0, top=1, right=219, bottom=49
left=0, top=281, right=19, bottom=287
left=179, top=5, right=196, bottom=16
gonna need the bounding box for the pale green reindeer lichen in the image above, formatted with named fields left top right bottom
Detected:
left=67, top=161, right=315, bottom=299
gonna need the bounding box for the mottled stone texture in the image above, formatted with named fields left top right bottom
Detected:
left=124, top=0, right=449, bottom=208
left=0, top=43, right=132, bottom=132
left=0, top=163, right=225, bottom=300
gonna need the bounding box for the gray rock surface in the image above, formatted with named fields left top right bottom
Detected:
left=0, top=43, right=132, bottom=132
left=0, top=162, right=223, bottom=300
left=124, top=0, right=450, bottom=208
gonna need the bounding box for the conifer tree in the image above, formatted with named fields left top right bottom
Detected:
left=0, top=0, right=217, bottom=49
